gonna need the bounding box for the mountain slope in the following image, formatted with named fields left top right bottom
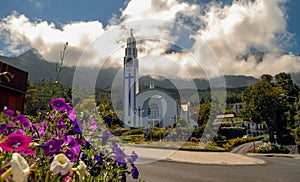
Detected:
left=1, top=49, right=298, bottom=88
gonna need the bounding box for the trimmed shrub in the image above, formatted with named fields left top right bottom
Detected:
left=123, top=128, right=144, bottom=135
left=222, top=136, right=254, bottom=151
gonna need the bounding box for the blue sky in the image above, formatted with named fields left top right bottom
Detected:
left=0, top=0, right=299, bottom=78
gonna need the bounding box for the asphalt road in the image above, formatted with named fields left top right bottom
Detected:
left=133, top=156, right=300, bottom=182
left=230, top=141, right=263, bottom=154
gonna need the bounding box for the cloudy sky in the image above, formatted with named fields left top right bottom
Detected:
left=0, top=0, right=300, bottom=79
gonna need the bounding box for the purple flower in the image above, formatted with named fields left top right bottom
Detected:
left=81, top=153, right=88, bottom=161
left=131, top=166, right=139, bottom=179
left=50, top=98, right=67, bottom=111
left=66, top=136, right=80, bottom=153
left=102, top=130, right=111, bottom=146
left=4, top=109, right=14, bottom=116
left=117, top=161, right=127, bottom=168
left=111, top=141, right=118, bottom=148
left=89, top=119, right=97, bottom=131
left=71, top=120, right=82, bottom=134
left=68, top=112, right=76, bottom=121
left=66, top=104, right=74, bottom=113
left=64, top=149, right=78, bottom=162
left=14, top=129, right=24, bottom=135
left=94, top=155, right=103, bottom=165
left=130, top=151, right=139, bottom=161
left=114, top=147, right=126, bottom=163
left=56, top=118, right=66, bottom=131
left=0, top=133, right=32, bottom=152
left=39, top=121, right=47, bottom=135
left=20, top=117, right=30, bottom=129
left=43, top=139, right=63, bottom=156
left=66, top=104, right=76, bottom=121
left=13, top=114, right=24, bottom=123
left=104, top=116, right=111, bottom=127
left=127, top=157, right=134, bottom=165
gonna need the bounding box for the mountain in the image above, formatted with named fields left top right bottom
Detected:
left=1, top=49, right=298, bottom=88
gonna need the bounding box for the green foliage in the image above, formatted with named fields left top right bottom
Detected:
left=25, top=80, right=71, bottom=115
left=256, top=144, right=290, bottom=154
left=205, top=141, right=226, bottom=151
left=121, top=134, right=145, bottom=143
left=151, top=127, right=168, bottom=141
left=219, top=127, right=246, bottom=140
left=241, top=72, right=299, bottom=144
left=123, top=128, right=145, bottom=136
left=222, top=136, right=254, bottom=151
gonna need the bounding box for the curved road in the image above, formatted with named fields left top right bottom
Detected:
left=132, top=156, right=300, bottom=182
left=230, top=141, right=263, bottom=154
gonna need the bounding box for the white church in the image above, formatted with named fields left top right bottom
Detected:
left=122, top=30, right=194, bottom=128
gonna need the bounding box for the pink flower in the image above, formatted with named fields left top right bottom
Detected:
left=0, top=134, right=32, bottom=152
left=22, top=148, right=36, bottom=156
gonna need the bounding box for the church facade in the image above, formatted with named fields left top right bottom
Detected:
left=123, top=30, right=192, bottom=128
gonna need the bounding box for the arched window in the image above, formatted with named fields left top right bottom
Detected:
left=149, top=104, right=159, bottom=119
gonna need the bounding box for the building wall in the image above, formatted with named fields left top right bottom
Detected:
left=136, top=89, right=178, bottom=128
left=0, top=61, right=28, bottom=113
left=0, top=87, right=24, bottom=112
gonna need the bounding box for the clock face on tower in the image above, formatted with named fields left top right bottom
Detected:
left=125, top=57, right=133, bottom=67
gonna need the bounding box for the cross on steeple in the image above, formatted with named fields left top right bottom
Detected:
left=130, top=28, right=133, bottom=37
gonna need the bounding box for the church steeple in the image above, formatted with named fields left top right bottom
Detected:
left=123, top=29, right=139, bottom=128
left=125, top=29, right=137, bottom=58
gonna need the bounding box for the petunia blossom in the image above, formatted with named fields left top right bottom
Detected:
left=50, top=153, right=72, bottom=176
left=0, top=134, right=32, bottom=152
left=89, top=119, right=97, bottom=131
left=65, top=136, right=80, bottom=154
left=43, top=139, right=63, bottom=156
left=131, top=166, right=139, bottom=179
left=4, top=109, right=14, bottom=116
left=102, top=130, right=111, bottom=146
left=50, top=98, right=67, bottom=111
left=66, top=104, right=76, bottom=121
left=11, top=153, right=30, bottom=182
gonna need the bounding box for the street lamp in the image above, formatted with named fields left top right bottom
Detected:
left=280, top=94, right=299, bottom=128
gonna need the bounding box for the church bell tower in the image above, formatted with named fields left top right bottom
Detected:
left=123, top=29, right=139, bottom=127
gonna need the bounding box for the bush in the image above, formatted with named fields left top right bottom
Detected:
left=205, top=141, right=226, bottom=151
left=121, top=134, right=145, bottom=143
left=256, top=144, right=290, bottom=154
left=219, top=127, right=246, bottom=140
left=122, top=128, right=144, bottom=136
left=152, top=128, right=168, bottom=141
left=222, top=136, right=254, bottom=151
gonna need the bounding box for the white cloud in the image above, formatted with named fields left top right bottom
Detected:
left=0, top=12, right=104, bottom=65
left=0, top=0, right=299, bottom=79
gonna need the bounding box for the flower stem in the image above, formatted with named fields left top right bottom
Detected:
left=45, top=172, right=49, bottom=182
left=0, top=167, right=11, bottom=180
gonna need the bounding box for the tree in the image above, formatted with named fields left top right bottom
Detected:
left=25, top=80, right=72, bottom=115
left=242, top=74, right=288, bottom=144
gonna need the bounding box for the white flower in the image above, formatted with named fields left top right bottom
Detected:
left=76, top=161, right=89, bottom=182
left=11, top=153, right=30, bottom=182
left=50, top=153, right=72, bottom=176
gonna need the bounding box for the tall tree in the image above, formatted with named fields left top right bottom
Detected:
left=242, top=74, right=288, bottom=143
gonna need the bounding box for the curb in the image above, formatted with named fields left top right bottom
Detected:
left=127, top=144, right=223, bottom=152
left=247, top=153, right=300, bottom=159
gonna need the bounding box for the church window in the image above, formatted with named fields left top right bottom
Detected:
left=128, top=48, right=131, bottom=55
left=149, top=104, right=159, bottom=119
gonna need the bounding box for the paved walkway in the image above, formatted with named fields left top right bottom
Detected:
left=123, top=145, right=267, bottom=165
